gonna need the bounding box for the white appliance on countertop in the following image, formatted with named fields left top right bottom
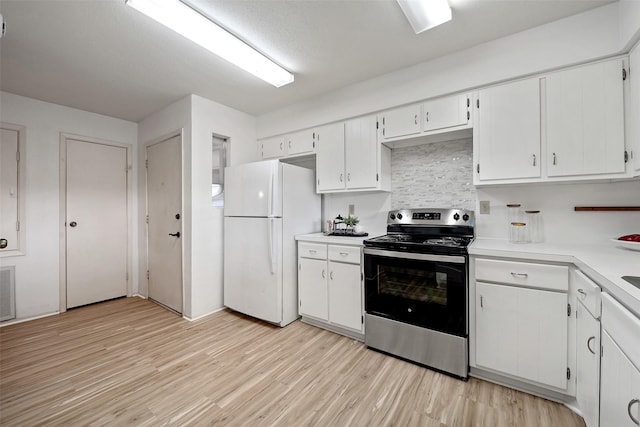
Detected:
left=223, top=159, right=321, bottom=326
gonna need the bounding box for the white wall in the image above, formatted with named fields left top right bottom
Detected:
left=137, top=94, right=257, bottom=320
left=257, top=3, right=626, bottom=138
left=0, top=92, right=138, bottom=321
left=475, top=181, right=640, bottom=244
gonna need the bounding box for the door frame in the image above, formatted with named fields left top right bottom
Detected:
left=58, top=133, right=133, bottom=313
left=143, top=130, right=184, bottom=314
left=0, top=122, right=27, bottom=257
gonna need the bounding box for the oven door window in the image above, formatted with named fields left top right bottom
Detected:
left=364, top=253, right=467, bottom=336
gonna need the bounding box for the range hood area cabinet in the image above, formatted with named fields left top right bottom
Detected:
left=473, top=57, right=630, bottom=185
left=377, top=92, right=473, bottom=146
left=315, top=115, right=391, bottom=193
left=260, top=128, right=317, bottom=160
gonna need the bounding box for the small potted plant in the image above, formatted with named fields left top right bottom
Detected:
left=344, top=215, right=360, bottom=233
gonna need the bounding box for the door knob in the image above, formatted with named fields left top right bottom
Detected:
left=69, top=221, right=78, bottom=227
left=169, top=232, right=181, bottom=238
left=0, top=239, right=7, bottom=249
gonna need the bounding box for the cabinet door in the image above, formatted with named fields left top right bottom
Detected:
left=328, top=261, right=362, bottom=331
left=600, top=331, right=640, bottom=427
left=287, top=129, right=316, bottom=156
left=261, top=135, right=285, bottom=159
left=423, top=94, right=470, bottom=132
left=345, top=115, right=378, bottom=190
left=298, top=257, right=328, bottom=320
left=475, top=78, right=541, bottom=181
left=630, top=42, right=640, bottom=173
left=576, top=302, right=600, bottom=427
left=475, top=282, right=568, bottom=389
left=316, top=122, right=346, bottom=192
left=546, top=59, right=625, bottom=177
left=380, top=104, right=421, bottom=140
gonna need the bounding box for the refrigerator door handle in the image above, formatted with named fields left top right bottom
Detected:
left=267, top=162, right=276, bottom=217
left=268, top=218, right=276, bottom=274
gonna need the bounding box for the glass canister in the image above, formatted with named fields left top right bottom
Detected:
left=507, top=204, right=523, bottom=242
left=525, top=210, right=543, bottom=243
left=510, top=222, right=529, bottom=243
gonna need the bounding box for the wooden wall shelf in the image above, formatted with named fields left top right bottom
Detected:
left=574, top=206, right=640, bottom=212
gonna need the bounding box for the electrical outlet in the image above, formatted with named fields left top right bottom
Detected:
left=348, top=204, right=355, bottom=216
left=479, top=200, right=490, bottom=214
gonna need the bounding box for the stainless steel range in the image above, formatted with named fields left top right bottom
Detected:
left=363, top=208, right=475, bottom=379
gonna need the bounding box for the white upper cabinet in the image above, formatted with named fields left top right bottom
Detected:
left=286, top=129, right=316, bottom=157
left=546, top=59, right=625, bottom=177
left=315, top=122, right=346, bottom=192
left=379, top=104, right=421, bottom=141
left=423, top=93, right=470, bottom=133
left=629, top=42, right=640, bottom=174
left=474, top=77, right=542, bottom=183
left=260, top=135, right=286, bottom=159
left=345, top=115, right=379, bottom=190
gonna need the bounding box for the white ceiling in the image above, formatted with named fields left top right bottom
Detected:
left=0, top=0, right=616, bottom=122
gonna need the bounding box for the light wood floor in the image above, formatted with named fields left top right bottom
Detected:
left=0, top=297, right=585, bottom=426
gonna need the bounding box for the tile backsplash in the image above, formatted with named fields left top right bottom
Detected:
left=391, top=139, right=476, bottom=210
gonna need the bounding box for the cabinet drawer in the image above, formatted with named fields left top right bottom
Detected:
left=572, top=269, right=601, bottom=318
left=328, top=245, right=361, bottom=264
left=602, top=293, right=640, bottom=369
left=475, top=258, right=568, bottom=291
left=298, top=242, right=327, bottom=260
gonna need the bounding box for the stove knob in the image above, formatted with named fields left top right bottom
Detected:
left=389, top=213, right=396, bottom=220
left=463, top=214, right=469, bottom=222
left=453, top=213, right=460, bottom=221
left=397, top=213, right=403, bottom=220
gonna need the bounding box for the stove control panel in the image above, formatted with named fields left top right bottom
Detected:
left=388, top=208, right=475, bottom=227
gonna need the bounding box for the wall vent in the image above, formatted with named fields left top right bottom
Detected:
left=0, top=266, right=16, bottom=321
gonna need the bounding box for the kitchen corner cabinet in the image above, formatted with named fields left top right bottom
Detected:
left=474, top=258, right=572, bottom=392
left=260, top=129, right=316, bottom=160
left=422, top=93, right=471, bottom=133
left=473, top=77, right=542, bottom=183
left=600, top=293, right=640, bottom=427
left=298, top=241, right=364, bottom=338
left=546, top=59, right=625, bottom=177
left=316, top=115, right=390, bottom=193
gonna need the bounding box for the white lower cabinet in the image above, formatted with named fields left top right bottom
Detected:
left=576, top=301, right=600, bottom=427
left=297, top=241, right=364, bottom=337
left=475, top=281, right=568, bottom=389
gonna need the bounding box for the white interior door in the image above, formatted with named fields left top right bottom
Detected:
left=146, top=135, right=183, bottom=314
left=0, top=128, right=19, bottom=252
left=66, top=139, right=128, bottom=308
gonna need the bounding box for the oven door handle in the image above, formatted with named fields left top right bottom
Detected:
left=363, top=248, right=466, bottom=264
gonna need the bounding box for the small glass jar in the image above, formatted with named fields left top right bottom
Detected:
left=510, top=222, right=529, bottom=243
left=507, top=204, right=523, bottom=242
left=525, top=210, right=543, bottom=243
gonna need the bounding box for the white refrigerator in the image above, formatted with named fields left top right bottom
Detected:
left=223, top=159, right=321, bottom=326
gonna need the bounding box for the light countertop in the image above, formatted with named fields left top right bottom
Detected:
left=469, top=238, right=640, bottom=317
left=295, top=232, right=383, bottom=246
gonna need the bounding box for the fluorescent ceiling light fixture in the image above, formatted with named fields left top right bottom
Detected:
left=126, top=0, right=294, bottom=87
left=397, top=0, right=452, bottom=34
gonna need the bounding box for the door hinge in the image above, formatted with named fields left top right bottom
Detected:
left=16, top=151, right=20, bottom=162
left=567, top=303, right=572, bottom=317
left=361, top=272, right=363, bottom=281
left=376, top=121, right=379, bottom=130
left=624, top=150, right=629, bottom=163
left=361, top=315, right=364, bottom=324
left=376, top=173, right=379, bottom=182
left=567, top=367, right=571, bottom=380
left=476, top=164, right=480, bottom=174
left=476, top=99, right=480, bottom=109
left=623, top=68, right=628, bottom=81
left=146, top=215, right=149, bottom=224
left=299, top=300, right=302, bottom=307
left=16, top=221, right=20, bottom=231
left=313, top=141, right=315, bottom=149
left=145, top=159, right=149, bottom=168
left=467, top=111, right=470, bottom=121
left=467, top=97, right=470, bottom=108
left=317, top=179, right=320, bottom=186
left=146, top=270, right=150, bottom=280
left=126, top=272, right=129, bottom=281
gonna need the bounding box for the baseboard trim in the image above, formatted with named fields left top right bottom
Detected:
left=183, top=306, right=226, bottom=322
left=0, top=311, right=59, bottom=327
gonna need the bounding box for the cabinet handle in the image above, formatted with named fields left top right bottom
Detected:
left=280, top=142, right=283, bottom=151
left=480, top=295, right=484, bottom=308
left=552, top=152, right=557, bottom=165
left=339, top=252, right=349, bottom=256
left=577, top=288, right=587, bottom=299
left=628, top=399, right=639, bottom=425
left=330, top=271, right=334, bottom=280
left=510, top=272, right=528, bottom=278
left=587, top=336, right=596, bottom=355
left=426, top=111, right=429, bottom=122
left=532, top=154, right=536, bottom=166
left=289, top=140, right=292, bottom=148
left=309, top=249, right=317, bottom=254
left=347, top=173, right=351, bottom=182
left=414, top=114, right=418, bottom=125
left=322, top=269, right=325, bottom=279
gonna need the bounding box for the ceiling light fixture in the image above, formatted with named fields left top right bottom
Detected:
left=396, top=0, right=452, bottom=34
left=126, top=0, right=294, bottom=87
